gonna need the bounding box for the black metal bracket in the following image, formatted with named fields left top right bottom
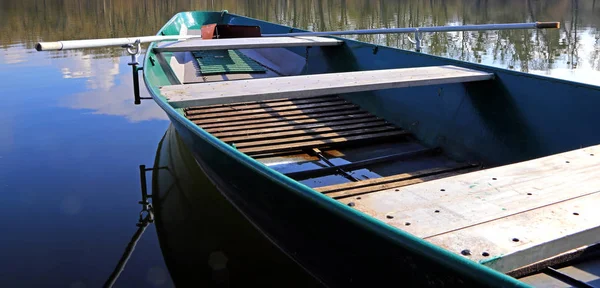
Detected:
left=137, top=165, right=168, bottom=225
left=130, top=64, right=151, bottom=105
left=123, top=40, right=152, bottom=105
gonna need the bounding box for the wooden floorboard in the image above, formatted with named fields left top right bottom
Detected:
left=230, top=126, right=400, bottom=148
left=185, top=96, right=341, bottom=114
left=188, top=96, right=414, bottom=163
left=286, top=147, right=439, bottom=180
left=187, top=100, right=350, bottom=118
left=188, top=104, right=359, bottom=123
left=204, top=113, right=373, bottom=133
left=211, top=117, right=381, bottom=138
left=340, top=144, right=600, bottom=273
left=428, top=192, right=600, bottom=273
left=321, top=165, right=479, bottom=199
left=239, top=130, right=407, bottom=155
left=219, top=121, right=389, bottom=143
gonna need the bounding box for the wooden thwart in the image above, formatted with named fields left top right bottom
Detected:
left=153, top=36, right=343, bottom=52
left=341, top=144, right=600, bottom=273
left=162, top=65, right=494, bottom=108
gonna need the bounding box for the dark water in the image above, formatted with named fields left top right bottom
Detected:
left=0, top=1, right=599, bottom=287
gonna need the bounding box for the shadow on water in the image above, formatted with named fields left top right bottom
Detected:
left=150, top=124, right=324, bottom=287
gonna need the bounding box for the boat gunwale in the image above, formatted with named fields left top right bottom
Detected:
left=141, top=10, right=583, bottom=287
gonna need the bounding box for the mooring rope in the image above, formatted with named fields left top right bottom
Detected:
left=103, top=209, right=154, bottom=288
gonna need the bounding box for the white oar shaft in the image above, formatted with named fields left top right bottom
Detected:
left=262, top=22, right=560, bottom=37
left=35, top=35, right=202, bottom=51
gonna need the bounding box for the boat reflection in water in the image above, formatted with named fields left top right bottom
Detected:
left=151, top=124, right=324, bottom=287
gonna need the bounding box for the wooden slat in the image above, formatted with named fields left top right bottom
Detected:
left=186, top=100, right=349, bottom=119
left=211, top=116, right=381, bottom=138
left=219, top=120, right=389, bottom=143
left=162, top=65, right=494, bottom=108
left=198, top=111, right=370, bottom=130
left=189, top=104, right=359, bottom=124
left=286, top=148, right=439, bottom=180
left=186, top=95, right=340, bottom=114
left=239, top=130, right=407, bottom=155
left=186, top=95, right=339, bottom=111
left=427, top=192, right=600, bottom=273
left=230, top=125, right=399, bottom=148
left=322, top=165, right=479, bottom=199
left=154, top=36, right=344, bottom=53
left=340, top=144, right=600, bottom=272
left=203, top=112, right=373, bottom=133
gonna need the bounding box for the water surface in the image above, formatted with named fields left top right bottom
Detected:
left=0, top=0, right=599, bottom=287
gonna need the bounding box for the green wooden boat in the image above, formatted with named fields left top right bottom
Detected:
left=37, top=10, right=600, bottom=287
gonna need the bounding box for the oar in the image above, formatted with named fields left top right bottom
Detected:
left=261, top=22, right=560, bottom=37
left=35, top=21, right=560, bottom=52
left=35, top=35, right=202, bottom=51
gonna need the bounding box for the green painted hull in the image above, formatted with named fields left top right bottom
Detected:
left=144, top=10, right=600, bottom=287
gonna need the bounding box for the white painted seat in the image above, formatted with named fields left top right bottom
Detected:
left=160, top=65, right=494, bottom=108
left=153, top=36, right=343, bottom=52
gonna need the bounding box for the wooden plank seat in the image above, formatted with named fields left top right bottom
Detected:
left=161, top=65, right=495, bottom=108
left=185, top=95, right=407, bottom=156
left=153, top=36, right=343, bottom=53
left=339, top=144, right=600, bottom=274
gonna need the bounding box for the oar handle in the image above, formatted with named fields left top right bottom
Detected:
left=536, top=22, right=560, bottom=29
left=35, top=35, right=201, bottom=51
left=36, top=42, right=63, bottom=51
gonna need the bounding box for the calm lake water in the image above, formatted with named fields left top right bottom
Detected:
left=0, top=0, right=599, bottom=287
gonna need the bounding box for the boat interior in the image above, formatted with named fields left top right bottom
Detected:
left=151, top=23, right=600, bottom=284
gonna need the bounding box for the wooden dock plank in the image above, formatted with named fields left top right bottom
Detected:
left=339, top=144, right=600, bottom=271
left=162, top=65, right=494, bottom=108
left=154, top=36, right=344, bottom=53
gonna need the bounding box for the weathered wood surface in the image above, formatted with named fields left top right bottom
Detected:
left=162, top=65, right=494, bottom=108
left=339, top=144, right=600, bottom=272
left=318, top=164, right=479, bottom=199
left=185, top=95, right=404, bottom=155
left=154, top=36, right=343, bottom=52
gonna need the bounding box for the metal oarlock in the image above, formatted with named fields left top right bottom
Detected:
left=124, top=40, right=151, bottom=105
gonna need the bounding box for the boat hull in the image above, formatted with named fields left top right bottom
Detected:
left=166, top=114, right=521, bottom=287
left=142, top=10, right=600, bottom=287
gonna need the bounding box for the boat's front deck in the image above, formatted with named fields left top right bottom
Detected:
left=185, top=95, right=480, bottom=199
